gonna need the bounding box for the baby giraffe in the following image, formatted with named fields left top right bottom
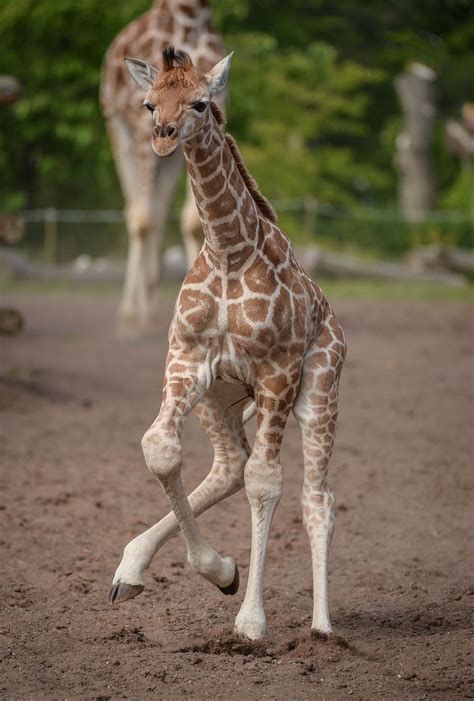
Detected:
left=109, top=46, right=346, bottom=641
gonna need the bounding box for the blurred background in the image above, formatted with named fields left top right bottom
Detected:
left=0, top=0, right=472, bottom=272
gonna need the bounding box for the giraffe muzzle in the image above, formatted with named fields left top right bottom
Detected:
left=152, top=123, right=180, bottom=157
left=154, top=123, right=178, bottom=139
left=152, top=135, right=180, bottom=157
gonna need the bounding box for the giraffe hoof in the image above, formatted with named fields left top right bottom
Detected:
left=108, top=582, right=144, bottom=604
left=217, top=562, right=240, bottom=596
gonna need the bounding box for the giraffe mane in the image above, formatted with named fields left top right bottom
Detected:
left=210, top=103, right=277, bottom=223
left=224, top=134, right=278, bottom=223
left=162, top=45, right=192, bottom=72
left=159, top=46, right=202, bottom=88
left=210, top=101, right=226, bottom=125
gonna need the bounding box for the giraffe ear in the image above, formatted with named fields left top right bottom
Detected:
left=124, top=57, right=159, bottom=90
left=205, top=52, right=233, bottom=96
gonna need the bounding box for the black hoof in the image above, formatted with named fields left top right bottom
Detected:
left=108, top=582, right=144, bottom=604
left=217, top=563, right=240, bottom=596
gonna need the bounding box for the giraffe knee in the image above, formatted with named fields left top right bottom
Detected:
left=126, top=205, right=152, bottom=240
left=244, top=457, right=283, bottom=505
left=141, top=425, right=182, bottom=481
left=228, top=460, right=246, bottom=492
left=133, top=219, right=152, bottom=240
left=301, top=486, right=335, bottom=531
left=211, top=444, right=247, bottom=492
left=213, top=462, right=245, bottom=493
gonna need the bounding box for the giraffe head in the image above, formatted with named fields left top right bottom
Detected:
left=124, top=46, right=232, bottom=157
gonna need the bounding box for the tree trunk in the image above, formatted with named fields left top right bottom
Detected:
left=394, top=63, right=437, bottom=222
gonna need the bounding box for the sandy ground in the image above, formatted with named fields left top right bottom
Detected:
left=0, top=291, right=473, bottom=700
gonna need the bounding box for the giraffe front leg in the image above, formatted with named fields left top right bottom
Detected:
left=234, top=452, right=283, bottom=640
left=141, top=418, right=237, bottom=592
left=129, top=360, right=237, bottom=595
left=234, top=385, right=292, bottom=640
left=149, top=459, right=238, bottom=592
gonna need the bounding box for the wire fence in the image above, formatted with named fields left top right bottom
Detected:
left=4, top=199, right=473, bottom=264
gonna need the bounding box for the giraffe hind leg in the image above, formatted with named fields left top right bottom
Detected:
left=292, top=315, right=346, bottom=633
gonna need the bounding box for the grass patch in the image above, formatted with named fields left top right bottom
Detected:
left=1, top=273, right=472, bottom=303
left=317, top=278, right=474, bottom=302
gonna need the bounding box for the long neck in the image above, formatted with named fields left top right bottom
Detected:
left=182, top=111, right=261, bottom=259
left=152, top=0, right=212, bottom=32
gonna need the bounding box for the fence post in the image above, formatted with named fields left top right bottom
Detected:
left=303, top=197, right=318, bottom=244
left=43, top=207, right=58, bottom=264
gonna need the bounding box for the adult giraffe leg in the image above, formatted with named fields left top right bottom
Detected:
left=292, top=315, right=346, bottom=633
left=145, top=149, right=188, bottom=310
left=105, top=116, right=152, bottom=339
left=107, top=110, right=185, bottom=339
left=109, top=383, right=250, bottom=603
left=119, top=148, right=184, bottom=339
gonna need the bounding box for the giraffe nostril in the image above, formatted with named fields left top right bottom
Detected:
left=165, top=125, right=177, bottom=138
left=153, top=125, right=160, bottom=138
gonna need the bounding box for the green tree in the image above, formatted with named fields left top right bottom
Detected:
left=0, top=0, right=472, bottom=237
left=0, top=0, right=148, bottom=209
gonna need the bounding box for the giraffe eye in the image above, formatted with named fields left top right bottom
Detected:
left=192, top=101, right=207, bottom=113
left=144, top=102, right=155, bottom=113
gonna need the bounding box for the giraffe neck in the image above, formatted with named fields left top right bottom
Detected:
left=151, top=0, right=212, bottom=32
left=182, top=110, right=261, bottom=260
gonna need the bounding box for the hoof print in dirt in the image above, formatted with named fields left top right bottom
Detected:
left=174, top=632, right=269, bottom=658
left=285, top=630, right=352, bottom=661
left=217, top=563, right=240, bottom=596
left=108, top=582, right=144, bottom=604
left=309, top=630, right=351, bottom=648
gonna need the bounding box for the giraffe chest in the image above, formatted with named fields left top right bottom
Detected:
left=179, top=248, right=310, bottom=332
left=173, top=245, right=314, bottom=385
left=175, top=274, right=298, bottom=343
left=173, top=272, right=312, bottom=390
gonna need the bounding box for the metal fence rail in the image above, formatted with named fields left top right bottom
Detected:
left=20, top=201, right=473, bottom=224
left=2, top=202, right=472, bottom=263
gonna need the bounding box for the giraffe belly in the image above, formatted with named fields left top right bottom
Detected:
left=216, top=336, right=255, bottom=386
left=216, top=362, right=252, bottom=386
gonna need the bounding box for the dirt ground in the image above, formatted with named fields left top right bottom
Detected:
left=0, top=290, right=472, bottom=700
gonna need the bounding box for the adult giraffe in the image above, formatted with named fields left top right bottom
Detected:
left=109, top=47, right=347, bottom=641
left=100, top=0, right=225, bottom=338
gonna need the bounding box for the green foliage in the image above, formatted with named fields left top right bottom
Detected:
left=1, top=273, right=472, bottom=303
left=442, top=166, right=474, bottom=213
left=227, top=35, right=387, bottom=204
left=0, top=0, right=149, bottom=208
left=279, top=205, right=472, bottom=255
left=0, top=0, right=472, bottom=254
